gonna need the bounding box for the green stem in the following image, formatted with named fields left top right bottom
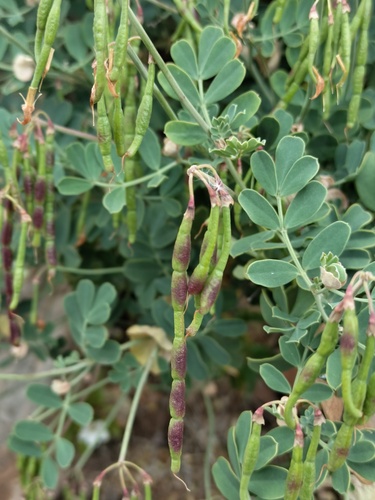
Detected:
left=55, top=392, right=70, bottom=437
left=56, top=265, right=124, bottom=276
left=117, top=348, right=158, bottom=462
left=127, top=45, right=177, bottom=121
left=172, top=0, right=202, bottom=33
left=145, top=0, right=177, bottom=13
left=246, top=52, right=276, bottom=108
left=74, top=394, right=126, bottom=472
left=203, top=392, right=215, bottom=500
left=0, top=360, right=90, bottom=381
left=276, top=197, right=329, bottom=322
left=37, top=119, right=97, bottom=141
left=0, top=25, right=34, bottom=57
left=94, top=160, right=178, bottom=188
left=0, top=341, right=138, bottom=381
left=128, top=7, right=210, bottom=133
left=223, top=0, right=230, bottom=34
left=198, top=79, right=212, bottom=124
left=225, top=159, right=246, bottom=190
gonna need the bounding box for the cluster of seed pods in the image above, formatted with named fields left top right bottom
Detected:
left=168, top=165, right=234, bottom=477
left=90, top=0, right=155, bottom=244
left=19, top=0, right=62, bottom=125
left=0, top=120, right=57, bottom=344
left=279, top=0, right=371, bottom=128
left=280, top=271, right=375, bottom=486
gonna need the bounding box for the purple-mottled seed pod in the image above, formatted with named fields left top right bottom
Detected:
left=1, top=220, right=13, bottom=246
left=168, top=419, right=184, bottom=455
left=172, top=205, right=194, bottom=273
left=8, top=312, right=21, bottom=346
left=46, top=243, right=57, bottom=266
left=5, top=273, right=13, bottom=303
left=46, top=219, right=55, bottom=236
left=171, top=341, right=187, bottom=380
left=46, top=150, right=54, bottom=167
left=187, top=273, right=206, bottom=295
left=32, top=206, right=44, bottom=229
left=24, top=174, right=33, bottom=196
left=34, top=178, right=46, bottom=203
left=171, top=271, right=188, bottom=311
left=169, top=380, right=186, bottom=419
left=199, top=272, right=223, bottom=315
left=2, top=247, right=13, bottom=271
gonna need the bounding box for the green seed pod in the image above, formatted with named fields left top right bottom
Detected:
left=308, top=6, right=320, bottom=82
left=91, top=0, right=108, bottom=106
left=126, top=57, right=155, bottom=159
left=327, top=422, right=354, bottom=472
left=284, top=424, right=304, bottom=500
left=284, top=309, right=341, bottom=429
left=299, top=409, right=325, bottom=500
left=363, top=372, right=375, bottom=420
left=97, top=96, right=114, bottom=173
left=336, top=1, right=351, bottom=88
left=123, top=63, right=138, bottom=239
left=340, top=288, right=362, bottom=421
left=350, top=0, right=366, bottom=40
left=345, top=311, right=375, bottom=424
left=9, top=212, right=30, bottom=311
left=199, top=205, right=231, bottom=315
left=332, top=0, right=343, bottom=64
left=284, top=352, right=325, bottom=429
left=273, top=0, right=286, bottom=24
left=112, top=90, right=126, bottom=157
left=125, top=156, right=138, bottom=244
left=172, top=199, right=195, bottom=273
left=109, top=0, right=129, bottom=86
left=188, top=204, right=220, bottom=295
left=347, top=0, right=371, bottom=128
left=31, top=0, right=62, bottom=90
left=239, top=408, right=264, bottom=499
left=34, top=0, right=53, bottom=61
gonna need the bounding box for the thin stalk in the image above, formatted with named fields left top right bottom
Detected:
left=118, top=348, right=158, bottom=462
left=55, top=392, right=70, bottom=437
left=0, top=25, right=34, bottom=57
left=56, top=265, right=124, bottom=276
left=145, top=0, right=177, bottom=14
left=127, top=44, right=177, bottom=121
left=276, top=197, right=329, bottom=322
left=198, top=79, right=212, bottom=124
left=223, top=0, right=230, bottom=34
left=95, top=160, right=178, bottom=188
left=128, top=7, right=210, bottom=133
left=172, top=0, right=202, bottom=33
left=0, top=360, right=90, bottom=381
left=246, top=52, right=276, bottom=108
left=225, top=159, right=246, bottom=190
left=0, top=341, right=139, bottom=381
left=37, top=119, right=97, bottom=141
left=203, top=392, right=215, bottom=500
left=74, top=394, right=127, bottom=472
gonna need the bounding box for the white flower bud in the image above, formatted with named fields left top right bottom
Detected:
left=13, top=54, right=35, bottom=82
